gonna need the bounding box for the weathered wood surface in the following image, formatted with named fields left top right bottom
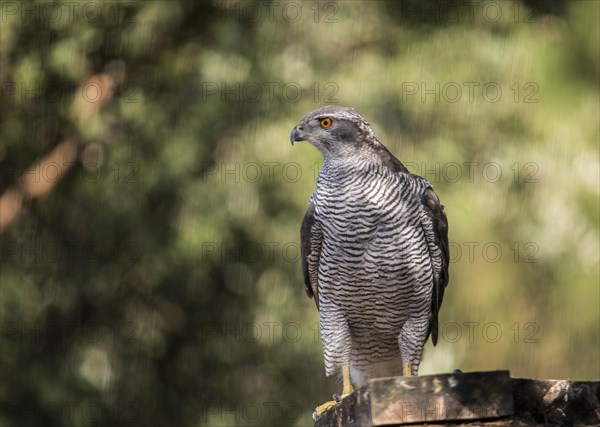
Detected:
left=314, top=371, right=600, bottom=427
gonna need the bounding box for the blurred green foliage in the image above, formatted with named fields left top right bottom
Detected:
left=0, top=1, right=598, bottom=426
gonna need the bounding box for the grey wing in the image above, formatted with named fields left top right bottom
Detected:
left=300, top=201, right=322, bottom=310
left=420, top=187, right=450, bottom=346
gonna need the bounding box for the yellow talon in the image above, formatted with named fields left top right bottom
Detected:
left=313, top=364, right=354, bottom=420
left=403, top=362, right=413, bottom=377
left=313, top=400, right=337, bottom=420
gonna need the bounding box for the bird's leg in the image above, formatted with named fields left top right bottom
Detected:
left=313, top=364, right=354, bottom=420
left=403, top=362, right=413, bottom=377
left=341, top=364, right=354, bottom=396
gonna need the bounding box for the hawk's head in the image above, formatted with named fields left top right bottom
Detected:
left=290, top=105, right=380, bottom=160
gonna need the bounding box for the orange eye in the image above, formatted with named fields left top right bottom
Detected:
left=320, top=118, right=333, bottom=129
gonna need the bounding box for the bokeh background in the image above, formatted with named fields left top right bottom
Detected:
left=1, top=1, right=598, bottom=426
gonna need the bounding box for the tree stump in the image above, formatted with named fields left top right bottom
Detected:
left=314, top=370, right=600, bottom=426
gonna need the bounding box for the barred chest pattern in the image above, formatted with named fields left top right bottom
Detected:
left=311, top=162, right=436, bottom=382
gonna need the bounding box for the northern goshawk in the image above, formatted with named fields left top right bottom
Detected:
left=290, top=105, right=449, bottom=416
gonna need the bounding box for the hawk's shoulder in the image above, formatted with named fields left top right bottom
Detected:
left=373, top=143, right=410, bottom=174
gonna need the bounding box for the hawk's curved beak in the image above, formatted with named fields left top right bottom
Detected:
left=290, top=122, right=308, bottom=145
